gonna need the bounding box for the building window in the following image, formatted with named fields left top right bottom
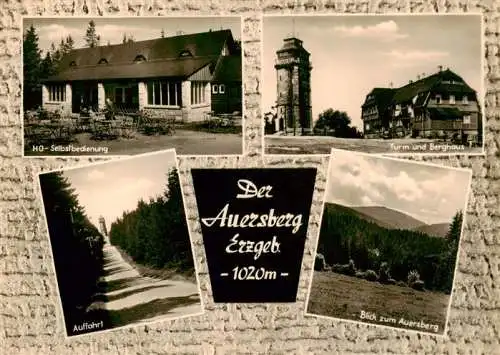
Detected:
left=463, top=115, right=471, bottom=124
left=435, top=94, right=442, bottom=104
left=449, top=95, right=455, bottom=104
left=191, top=82, right=207, bottom=105
left=48, top=84, right=66, bottom=102
left=462, top=96, right=469, bottom=104
left=365, top=123, right=370, bottom=131
left=147, top=81, right=181, bottom=106
left=179, top=50, right=192, bottom=58
left=219, top=84, right=225, bottom=94
left=134, top=55, right=147, bottom=63
left=98, top=58, right=108, bottom=65
left=69, top=61, right=77, bottom=67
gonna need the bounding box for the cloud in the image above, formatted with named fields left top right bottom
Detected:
left=382, top=49, right=449, bottom=67
left=333, top=20, right=408, bottom=41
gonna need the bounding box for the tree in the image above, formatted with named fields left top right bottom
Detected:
left=314, top=109, right=363, bottom=138
left=23, top=25, right=42, bottom=110
left=40, top=52, right=56, bottom=79
left=84, top=20, right=100, bottom=48
left=447, top=210, right=463, bottom=245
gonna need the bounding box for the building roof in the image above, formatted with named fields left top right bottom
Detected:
left=46, top=29, right=235, bottom=82
left=46, top=56, right=218, bottom=82
left=362, top=87, right=395, bottom=109
left=212, top=55, right=242, bottom=82
left=276, top=37, right=310, bottom=56
left=362, top=69, right=477, bottom=109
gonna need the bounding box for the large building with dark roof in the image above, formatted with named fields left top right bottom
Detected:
left=41, top=29, right=242, bottom=121
left=361, top=68, right=481, bottom=144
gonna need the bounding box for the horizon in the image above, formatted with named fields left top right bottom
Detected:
left=328, top=202, right=458, bottom=226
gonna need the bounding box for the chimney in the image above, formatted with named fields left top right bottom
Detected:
left=417, top=75, right=421, bottom=80
left=389, top=82, right=393, bottom=88
left=438, top=65, right=443, bottom=72
left=409, top=80, right=413, bottom=84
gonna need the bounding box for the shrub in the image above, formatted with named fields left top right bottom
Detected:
left=387, top=278, right=397, bottom=285
left=407, top=270, right=420, bottom=285
left=378, top=262, right=391, bottom=283
left=396, top=280, right=407, bottom=287
left=331, top=264, right=343, bottom=273
left=347, top=259, right=356, bottom=276
left=355, top=271, right=365, bottom=279
left=364, top=269, right=378, bottom=281
left=314, top=253, right=327, bottom=271
left=411, top=280, right=425, bottom=291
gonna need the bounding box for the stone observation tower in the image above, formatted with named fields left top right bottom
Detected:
left=98, top=216, right=108, bottom=242
left=274, top=37, right=313, bottom=135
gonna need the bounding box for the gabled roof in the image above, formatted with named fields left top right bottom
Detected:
left=46, top=56, right=219, bottom=82
left=212, top=55, right=242, bottom=82
left=362, top=87, right=395, bottom=109
left=46, top=29, right=235, bottom=82
left=363, top=69, right=478, bottom=109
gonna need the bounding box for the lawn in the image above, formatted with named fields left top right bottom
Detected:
left=265, top=136, right=482, bottom=155
left=306, top=272, right=450, bottom=335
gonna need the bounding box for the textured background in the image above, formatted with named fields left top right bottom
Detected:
left=1, top=0, right=499, bottom=354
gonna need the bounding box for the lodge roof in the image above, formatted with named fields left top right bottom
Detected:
left=46, top=29, right=236, bottom=82
left=213, top=55, right=242, bottom=82
left=362, top=69, right=477, bottom=108
left=362, top=87, right=395, bottom=109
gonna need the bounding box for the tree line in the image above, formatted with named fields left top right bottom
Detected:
left=317, top=203, right=462, bottom=293
left=109, top=169, right=195, bottom=274
left=39, top=172, right=105, bottom=335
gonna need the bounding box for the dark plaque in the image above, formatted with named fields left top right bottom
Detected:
left=191, top=168, right=317, bottom=302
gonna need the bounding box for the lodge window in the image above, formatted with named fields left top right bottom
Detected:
left=212, top=85, right=218, bottom=94
left=98, top=58, right=108, bottom=65
left=147, top=81, right=182, bottom=106
left=179, top=50, right=192, bottom=58
left=463, top=115, right=471, bottom=124
left=69, top=61, right=77, bottom=67
left=134, top=55, right=146, bottom=63
left=191, top=82, right=207, bottom=105
left=219, top=84, right=225, bottom=94
left=462, top=96, right=469, bottom=104
left=435, top=94, right=442, bottom=104
left=449, top=95, right=455, bottom=104
left=48, top=84, right=66, bottom=102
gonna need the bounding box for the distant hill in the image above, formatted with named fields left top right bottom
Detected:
left=325, top=203, right=449, bottom=238
left=414, top=223, right=449, bottom=238
left=348, top=205, right=426, bottom=231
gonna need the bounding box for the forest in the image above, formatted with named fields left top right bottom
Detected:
left=109, top=169, right=195, bottom=274
left=39, top=172, right=105, bottom=334
left=317, top=203, right=462, bottom=294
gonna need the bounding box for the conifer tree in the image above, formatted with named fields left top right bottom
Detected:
left=85, top=20, right=100, bottom=48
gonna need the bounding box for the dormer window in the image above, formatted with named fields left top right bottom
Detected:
left=98, top=58, right=108, bottom=65
left=179, top=50, right=192, bottom=58
left=69, top=61, right=77, bottom=67
left=435, top=94, right=442, bottom=104
left=462, top=96, right=469, bottom=104
left=134, top=55, right=146, bottom=62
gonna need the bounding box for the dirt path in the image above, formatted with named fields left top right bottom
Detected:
left=87, top=240, right=202, bottom=328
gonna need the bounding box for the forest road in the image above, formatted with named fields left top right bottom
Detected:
left=87, top=240, right=202, bottom=327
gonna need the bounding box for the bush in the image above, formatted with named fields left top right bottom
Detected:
left=411, top=280, right=425, bottom=291
left=396, top=280, right=407, bottom=287
left=407, top=270, right=420, bottom=285
left=355, top=271, right=366, bottom=279
left=387, top=278, right=397, bottom=285
left=378, top=262, right=391, bottom=284
left=364, top=269, right=378, bottom=281
left=314, top=253, right=327, bottom=271
left=347, top=259, right=356, bottom=275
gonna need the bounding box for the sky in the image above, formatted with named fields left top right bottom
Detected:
left=263, top=14, right=483, bottom=130
left=60, top=150, right=178, bottom=228
left=23, top=17, right=242, bottom=54
left=324, top=150, right=472, bottom=225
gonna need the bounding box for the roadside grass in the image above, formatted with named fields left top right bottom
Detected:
left=178, top=121, right=242, bottom=135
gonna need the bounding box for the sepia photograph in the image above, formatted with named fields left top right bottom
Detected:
left=263, top=14, right=484, bottom=155
left=305, top=149, right=472, bottom=335
left=23, top=17, right=243, bottom=157
left=38, top=149, right=203, bottom=337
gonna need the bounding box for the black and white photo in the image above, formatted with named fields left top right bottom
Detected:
left=263, top=14, right=484, bottom=155
left=305, top=149, right=472, bottom=335
left=38, top=149, right=203, bottom=337
left=23, top=17, right=243, bottom=157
